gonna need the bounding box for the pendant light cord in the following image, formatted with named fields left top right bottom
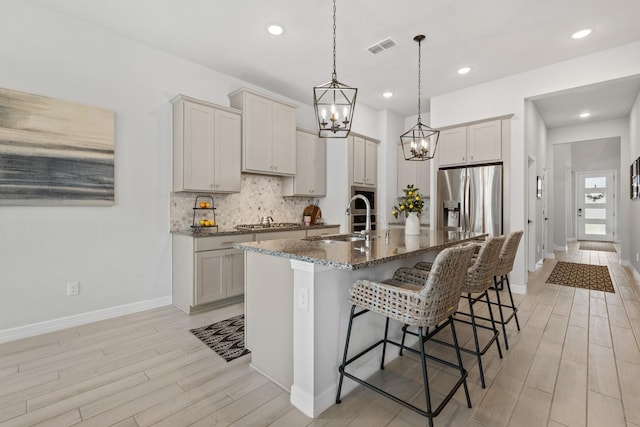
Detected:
left=417, top=36, right=422, bottom=124
left=332, top=0, right=337, bottom=81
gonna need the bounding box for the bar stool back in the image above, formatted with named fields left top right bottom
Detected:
left=336, top=243, right=476, bottom=427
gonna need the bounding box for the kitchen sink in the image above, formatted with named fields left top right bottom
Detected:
left=306, top=233, right=374, bottom=243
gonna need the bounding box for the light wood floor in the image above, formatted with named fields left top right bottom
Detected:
left=1, top=241, right=639, bottom=426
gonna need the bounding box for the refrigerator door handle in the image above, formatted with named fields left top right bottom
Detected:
left=463, top=169, right=470, bottom=232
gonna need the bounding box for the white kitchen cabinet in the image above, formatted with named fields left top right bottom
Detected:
left=468, top=120, right=502, bottom=163
left=172, top=95, right=241, bottom=193
left=282, top=129, right=326, bottom=197
left=438, top=119, right=503, bottom=167
left=397, top=145, right=430, bottom=197
left=351, top=135, right=377, bottom=187
left=228, top=88, right=297, bottom=176
left=172, top=233, right=253, bottom=313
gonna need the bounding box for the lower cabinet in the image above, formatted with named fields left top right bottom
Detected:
left=195, top=248, right=245, bottom=305
left=172, top=233, right=253, bottom=313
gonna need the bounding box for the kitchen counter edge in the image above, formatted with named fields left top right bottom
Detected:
left=171, top=223, right=340, bottom=237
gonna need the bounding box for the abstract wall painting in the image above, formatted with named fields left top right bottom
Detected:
left=0, top=87, right=114, bottom=206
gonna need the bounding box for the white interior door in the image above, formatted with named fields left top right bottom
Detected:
left=576, top=171, right=615, bottom=242
left=527, top=157, right=536, bottom=271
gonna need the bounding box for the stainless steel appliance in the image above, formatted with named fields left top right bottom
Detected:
left=350, top=186, right=377, bottom=232
left=437, top=164, right=502, bottom=236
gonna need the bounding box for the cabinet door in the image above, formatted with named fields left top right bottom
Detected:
left=225, top=249, right=245, bottom=297
left=271, top=102, right=296, bottom=175
left=397, top=144, right=417, bottom=196
left=244, top=93, right=272, bottom=173
left=294, top=130, right=314, bottom=194
left=195, top=251, right=225, bottom=304
left=364, top=139, right=377, bottom=186
left=183, top=102, right=214, bottom=191
left=438, top=127, right=467, bottom=167
left=311, top=136, right=326, bottom=196
left=214, top=109, right=241, bottom=192
left=352, top=136, right=366, bottom=185
left=468, top=119, right=501, bottom=163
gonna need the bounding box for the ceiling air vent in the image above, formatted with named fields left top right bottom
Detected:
left=367, top=37, right=397, bottom=55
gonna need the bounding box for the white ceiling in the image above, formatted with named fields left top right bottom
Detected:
left=30, top=0, right=640, bottom=126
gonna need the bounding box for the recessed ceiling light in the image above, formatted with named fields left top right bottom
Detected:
left=571, top=28, right=592, bottom=39
left=267, top=24, right=284, bottom=36
left=382, top=91, right=394, bottom=98
left=457, top=66, right=471, bottom=75
left=579, top=112, right=591, bottom=118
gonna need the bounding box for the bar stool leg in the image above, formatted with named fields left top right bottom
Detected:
left=380, top=317, right=390, bottom=370
left=399, top=324, right=408, bottom=356
left=493, top=276, right=510, bottom=350
left=417, top=326, right=434, bottom=427
left=484, top=290, right=503, bottom=359
left=505, top=275, right=521, bottom=331
left=466, top=293, right=486, bottom=388
left=336, top=305, right=356, bottom=404
left=450, top=318, right=472, bottom=408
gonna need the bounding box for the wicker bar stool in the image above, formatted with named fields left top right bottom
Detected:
left=490, top=230, right=524, bottom=349
left=336, top=243, right=476, bottom=427
left=414, top=235, right=505, bottom=388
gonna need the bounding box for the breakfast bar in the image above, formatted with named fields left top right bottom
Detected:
left=235, top=228, right=485, bottom=418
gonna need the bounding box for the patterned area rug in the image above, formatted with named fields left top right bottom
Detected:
left=190, top=314, right=250, bottom=362
left=579, top=241, right=616, bottom=252
left=546, top=261, right=614, bottom=293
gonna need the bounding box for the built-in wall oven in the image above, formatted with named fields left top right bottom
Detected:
left=350, top=186, right=377, bottom=233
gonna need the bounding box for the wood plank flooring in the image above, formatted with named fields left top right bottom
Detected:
left=1, top=241, right=639, bottom=426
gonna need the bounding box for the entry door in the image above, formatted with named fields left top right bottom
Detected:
left=577, top=171, right=615, bottom=242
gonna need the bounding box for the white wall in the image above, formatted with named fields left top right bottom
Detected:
left=431, top=40, right=640, bottom=292
left=0, top=1, right=385, bottom=335
left=524, top=101, right=548, bottom=268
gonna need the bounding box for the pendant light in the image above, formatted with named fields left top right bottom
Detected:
left=400, top=35, right=439, bottom=161
left=313, top=0, right=357, bottom=138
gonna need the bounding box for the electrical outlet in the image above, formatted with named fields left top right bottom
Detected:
left=298, top=288, right=309, bottom=311
left=67, top=282, right=79, bottom=296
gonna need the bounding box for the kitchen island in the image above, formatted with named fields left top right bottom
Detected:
left=235, top=228, right=485, bottom=418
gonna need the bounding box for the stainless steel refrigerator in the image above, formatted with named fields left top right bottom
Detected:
left=437, top=164, right=503, bottom=236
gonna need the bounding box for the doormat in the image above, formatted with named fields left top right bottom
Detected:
left=579, top=241, right=616, bottom=252
left=546, top=261, right=614, bottom=293
left=190, top=314, right=250, bottom=362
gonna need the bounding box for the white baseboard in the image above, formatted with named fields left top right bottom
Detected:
left=545, top=252, right=555, bottom=259
left=554, top=245, right=568, bottom=252
left=0, top=296, right=172, bottom=344
left=511, top=282, right=527, bottom=295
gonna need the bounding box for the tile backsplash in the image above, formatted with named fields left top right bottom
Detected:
left=170, top=174, right=315, bottom=231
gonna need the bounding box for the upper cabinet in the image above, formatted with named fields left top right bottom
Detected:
left=282, top=129, right=326, bottom=197
left=438, top=119, right=503, bottom=167
left=228, top=88, right=297, bottom=176
left=351, top=135, right=377, bottom=187
left=172, top=95, right=241, bottom=193
left=397, top=145, right=430, bottom=197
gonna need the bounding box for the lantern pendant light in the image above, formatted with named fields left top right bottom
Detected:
left=400, top=35, right=439, bottom=161
left=313, top=0, right=357, bottom=138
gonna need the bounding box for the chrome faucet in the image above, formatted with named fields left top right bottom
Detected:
left=345, top=195, right=371, bottom=240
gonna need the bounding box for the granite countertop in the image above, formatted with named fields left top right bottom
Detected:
left=234, top=228, right=486, bottom=270
left=172, top=223, right=339, bottom=237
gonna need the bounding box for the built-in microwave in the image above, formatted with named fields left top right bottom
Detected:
left=350, top=186, right=377, bottom=232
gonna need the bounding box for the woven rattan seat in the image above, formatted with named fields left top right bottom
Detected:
left=336, top=243, right=476, bottom=427
left=413, top=235, right=505, bottom=388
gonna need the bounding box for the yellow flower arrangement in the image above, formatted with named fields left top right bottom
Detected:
left=392, top=184, right=425, bottom=218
